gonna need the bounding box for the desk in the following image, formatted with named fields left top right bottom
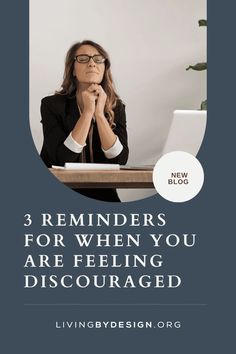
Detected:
left=49, top=168, right=154, bottom=189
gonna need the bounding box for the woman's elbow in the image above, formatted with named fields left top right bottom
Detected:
left=117, top=146, right=129, bottom=165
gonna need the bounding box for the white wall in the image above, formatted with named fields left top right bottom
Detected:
left=30, top=0, right=206, bottom=202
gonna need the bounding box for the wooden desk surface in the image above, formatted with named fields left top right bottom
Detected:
left=49, top=168, right=154, bottom=189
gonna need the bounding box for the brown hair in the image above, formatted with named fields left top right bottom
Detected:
left=57, top=40, right=119, bottom=127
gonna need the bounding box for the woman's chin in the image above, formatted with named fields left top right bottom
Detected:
left=79, top=79, right=102, bottom=86
left=88, top=78, right=100, bottom=83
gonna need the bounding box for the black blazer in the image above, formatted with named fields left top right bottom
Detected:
left=40, top=93, right=129, bottom=202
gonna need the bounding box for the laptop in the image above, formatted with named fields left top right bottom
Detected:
left=122, top=110, right=207, bottom=170
left=161, top=110, right=207, bottom=156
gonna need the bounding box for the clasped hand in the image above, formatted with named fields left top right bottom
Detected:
left=82, top=84, right=107, bottom=118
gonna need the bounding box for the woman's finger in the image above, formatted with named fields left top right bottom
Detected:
left=88, top=84, right=99, bottom=92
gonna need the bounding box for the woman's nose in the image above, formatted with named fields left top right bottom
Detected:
left=88, top=58, right=96, bottom=66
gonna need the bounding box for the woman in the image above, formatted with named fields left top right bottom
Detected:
left=40, top=40, right=129, bottom=202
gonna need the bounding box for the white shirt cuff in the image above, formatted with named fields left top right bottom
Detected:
left=64, top=132, right=86, bottom=153
left=102, top=136, right=123, bottom=159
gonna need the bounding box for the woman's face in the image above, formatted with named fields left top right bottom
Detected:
left=73, top=45, right=105, bottom=86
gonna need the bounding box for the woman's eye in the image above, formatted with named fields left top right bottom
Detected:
left=79, top=56, right=88, bottom=62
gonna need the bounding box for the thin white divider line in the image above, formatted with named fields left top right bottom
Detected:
left=24, top=303, right=207, bottom=306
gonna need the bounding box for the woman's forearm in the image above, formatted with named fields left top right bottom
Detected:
left=71, top=112, right=94, bottom=146
left=95, top=114, right=117, bottom=150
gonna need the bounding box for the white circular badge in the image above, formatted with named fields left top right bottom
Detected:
left=153, top=151, right=204, bottom=202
